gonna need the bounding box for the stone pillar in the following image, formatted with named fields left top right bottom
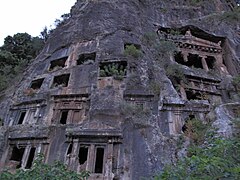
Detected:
left=105, top=141, right=114, bottom=179
left=215, top=54, right=229, bottom=74
left=173, top=110, right=182, bottom=134
left=179, top=81, right=187, bottom=100
left=87, top=144, right=95, bottom=172
left=168, top=109, right=182, bottom=135
left=201, top=56, right=209, bottom=71
left=182, top=52, right=188, bottom=62
left=168, top=111, right=174, bottom=135
left=71, top=139, right=79, bottom=171
left=21, top=145, right=31, bottom=168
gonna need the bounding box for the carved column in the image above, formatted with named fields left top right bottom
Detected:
left=168, top=111, right=174, bottom=135
left=173, top=110, right=182, bottom=134
left=182, top=51, right=188, bottom=62
left=179, top=80, right=187, bottom=100
left=105, top=140, right=114, bottom=179
left=215, top=54, right=229, bottom=74
left=200, top=56, right=209, bottom=71
left=71, top=139, right=79, bottom=171
left=21, top=145, right=31, bottom=168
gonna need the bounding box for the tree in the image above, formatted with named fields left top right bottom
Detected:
left=1, top=33, right=44, bottom=61
left=0, top=154, right=90, bottom=180
left=0, top=33, right=44, bottom=92
left=40, top=26, right=50, bottom=43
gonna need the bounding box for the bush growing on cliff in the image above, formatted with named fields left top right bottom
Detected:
left=155, top=41, right=177, bottom=58
left=232, top=75, right=240, bottom=90
left=124, top=44, right=142, bottom=58
left=155, top=119, right=240, bottom=180
left=0, top=154, right=90, bottom=180
left=220, top=7, right=240, bottom=23
left=165, top=64, right=186, bottom=83
left=157, top=137, right=240, bottom=180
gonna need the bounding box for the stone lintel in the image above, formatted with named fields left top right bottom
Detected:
left=66, top=129, right=122, bottom=139
left=8, top=125, right=50, bottom=140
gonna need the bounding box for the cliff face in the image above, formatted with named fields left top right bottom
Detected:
left=0, top=0, right=239, bottom=179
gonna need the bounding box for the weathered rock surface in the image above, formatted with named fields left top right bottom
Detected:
left=0, top=0, right=239, bottom=179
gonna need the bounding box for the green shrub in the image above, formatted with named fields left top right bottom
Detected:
left=157, top=136, right=240, bottom=180
left=220, top=7, right=240, bottom=23
left=165, top=64, right=186, bottom=83
left=124, top=45, right=142, bottom=58
left=155, top=41, right=177, bottom=56
left=99, top=63, right=126, bottom=80
left=150, top=81, right=161, bottom=96
left=183, top=118, right=209, bottom=145
left=0, top=154, right=90, bottom=180
left=155, top=119, right=240, bottom=180
left=233, top=75, right=240, bottom=90
left=142, top=32, right=158, bottom=45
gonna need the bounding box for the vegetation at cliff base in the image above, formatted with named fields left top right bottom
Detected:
left=0, top=154, right=90, bottom=180
left=155, top=118, right=240, bottom=180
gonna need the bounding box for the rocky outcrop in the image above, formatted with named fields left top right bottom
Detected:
left=0, top=0, right=239, bottom=179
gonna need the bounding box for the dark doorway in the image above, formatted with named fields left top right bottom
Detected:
left=78, top=146, right=88, bottom=165
left=186, top=90, right=202, bottom=100
left=205, top=56, right=215, bottom=69
left=60, top=110, right=68, bottom=124
left=77, top=52, right=96, bottom=65
left=18, top=111, right=26, bottom=124
left=52, top=74, right=70, bottom=88
left=94, top=147, right=104, bottom=173
left=49, top=57, right=68, bottom=71
left=175, top=52, right=203, bottom=69
left=30, top=78, right=44, bottom=90
left=10, top=146, right=25, bottom=169
left=25, top=147, right=36, bottom=169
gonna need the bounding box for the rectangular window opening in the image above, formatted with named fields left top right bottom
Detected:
left=52, top=74, right=70, bottom=88
left=94, top=147, right=104, bottom=173
left=60, top=110, right=68, bottom=124
left=18, top=111, right=26, bottom=124
left=78, top=146, right=88, bottom=165
left=99, top=61, right=127, bottom=78
left=49, top=57, right=68, bottom=71
left=206, top=56, right=216, bottom=69
left=77, top=52, right=96, bottom=65
left=175, top=52, right=203, bottom=69
left=186, top=90, right=202, bottom=100
left=30, top=78, right=44, bottom=90
left=25, top=147, right=36, bottom=169
left=10, top=146, right=25, bottom=169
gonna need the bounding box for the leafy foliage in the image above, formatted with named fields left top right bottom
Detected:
left=155, top=119, right=240, bottom=180
left=220, top=7, right=240, bottom=23
left=124, top=44, right=142, bottom=58
left=1, top=33, right=44, bottom=60
left=165, top=64, right=186, bottom=83
left=0, top=154, right=90, bottom=180
left=155, top=40, right=177, bottom=59
left=157, top=137, right=240, bottom=180
left=0, top=33, right=44, bottom=92
left=183, top=118, right=209, bottom=145
left=233, top=75, right=240, bottom=90
left=100, top=63, right=127, bottom=80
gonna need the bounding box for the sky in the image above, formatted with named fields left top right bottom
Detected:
left=0, top=0, right=76, bottom=46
